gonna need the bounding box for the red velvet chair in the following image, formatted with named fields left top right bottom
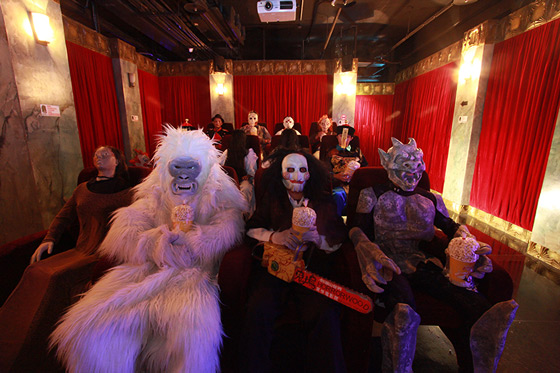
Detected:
left=345, top=166, right=514, bottom=369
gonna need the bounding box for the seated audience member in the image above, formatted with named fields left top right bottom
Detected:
left=205, top=114, right=230, bottom=146
left=310, top=114, right=335, bottom=156
left=30, top=146, right=133, bottom=263
left=242, top=110, right=271, bottom=152
left=326, top=117, right=367, bottom=216
left=348, top=138, right=517, bottom=372
left=240, top=149, right=347, bottom=373
left=221, top=130, right=259, bottom=219
left=262, top=128, right=302, bottom=168
left=275, top=116, right=301, bottom=136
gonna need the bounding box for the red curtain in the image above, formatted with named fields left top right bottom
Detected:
left=470, top=19, right=560, bottom=230
left=66, top=41, right=123, bottom=167
left=390, top=62, right=459, bottom=192
left=138, top=70, right=163, bottom=157
left=354, top=95, right=395, bottom=166
left=158, top=76, right=211, bottom=129
left=233, top=75, right=332, bottom=135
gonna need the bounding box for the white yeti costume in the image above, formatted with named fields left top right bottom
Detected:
left=50, top=127, right=247, bottom=373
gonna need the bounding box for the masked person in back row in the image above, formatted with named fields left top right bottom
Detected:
left=242, top=110, right=272, bottom=153
left=275, top=116, right=301, bottom=136
left=327, top=115, right=367, bottom=216
left=347, top=137, right=518, bottom=372
left=240, top=148, right=347, bottom=373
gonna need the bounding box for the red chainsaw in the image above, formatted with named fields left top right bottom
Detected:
left=257, top=242, right=373, bottom=314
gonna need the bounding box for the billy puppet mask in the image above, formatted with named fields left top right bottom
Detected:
left=281, top=153, right=310, bottom=193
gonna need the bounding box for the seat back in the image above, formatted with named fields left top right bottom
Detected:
left=221, top=135, right=262, bottom=168
left=222, top=165, right=239, bottom=186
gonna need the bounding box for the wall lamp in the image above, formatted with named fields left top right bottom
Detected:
left=128, top=72, right=136, bottom=87
left=215, top=83, right=225, bottom=96
left=30, top=12, right=54, bottom=45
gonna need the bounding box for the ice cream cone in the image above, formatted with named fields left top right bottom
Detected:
left=291, top=203, right=316, bottom=241
left=172, top=203, right=194, bottom=232
left=447, top=237, right=479, bottom=287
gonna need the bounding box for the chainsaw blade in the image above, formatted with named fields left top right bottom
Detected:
left=293, top=267, right=372, bottom=314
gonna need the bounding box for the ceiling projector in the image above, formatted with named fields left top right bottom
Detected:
left=257, top=1, right=296, bottom=23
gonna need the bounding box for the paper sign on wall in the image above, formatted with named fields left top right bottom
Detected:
left=40, top=104, right=60, bottom=117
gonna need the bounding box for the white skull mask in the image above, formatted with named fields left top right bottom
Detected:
left=248, top=112, right=258, bottom=126
left=283, top=116, right=294, bottom=129
left=282, top=153, right=310, bottom=192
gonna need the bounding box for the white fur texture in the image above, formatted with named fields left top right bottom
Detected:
left=51, top=127, right=246, bottom=372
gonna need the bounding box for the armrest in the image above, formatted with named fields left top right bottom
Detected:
left=0, top=230, right=47, bottom=306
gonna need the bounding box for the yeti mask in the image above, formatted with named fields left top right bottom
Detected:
left=149, top=125, right=221, bottom=205
left=379, top=137, right=425, bottom=192
left=282, top=153, right=310, bottom=193
left=283, top=117, right=294, bottom=129
left=168, top=157, right=201, bottom=197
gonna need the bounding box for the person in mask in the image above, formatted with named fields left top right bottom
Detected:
left=240, top=149, right=347, bottom=373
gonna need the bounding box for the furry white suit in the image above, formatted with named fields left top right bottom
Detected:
left=50, top=127, right=247, bottom=373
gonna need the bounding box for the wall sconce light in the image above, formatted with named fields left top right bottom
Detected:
left=30, top=12, right=54, bottom=45
left=215, top=83, right=225, bottom=96
left=459, top=46, right=482, bottom=84
left=335, top=73, right=356, bottom=95
left=127, top=72, right=136, bottom=87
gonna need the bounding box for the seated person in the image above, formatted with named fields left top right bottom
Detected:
left=242, top=110, right=272, bottom=153
left=310, top=114, right=335, bottom=156
left=30, top=146, right=133, bottom=263
left=240, top=149, right=347, bottom=373
left=205, top=114, right=230, bottom=146
left=326, top=118, right=367, bottom=216
left=262, top=128, right=302, bottom=168
left=275, top=116, right=301, bottom=136
left=220, top=130, right=258, bottom=219
left=348, top=137, right=517, bottom=372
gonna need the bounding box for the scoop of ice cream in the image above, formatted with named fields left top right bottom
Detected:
left=448, top=237, right=480, bottom=263
left=172, top=203, right=194, bottom=224
left=292, top=206, right=317, bottom=229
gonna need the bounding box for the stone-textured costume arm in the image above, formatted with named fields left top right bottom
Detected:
left=350, top=227, right=401, bottom=293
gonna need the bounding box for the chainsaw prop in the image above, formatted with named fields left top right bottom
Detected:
left=257, top=240, right=373, bottom=314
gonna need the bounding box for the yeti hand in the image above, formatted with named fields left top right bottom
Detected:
left=301, top=227, right=322, bottom=248
left=30, top=241, right=54, bottom=264
left=152, top=225, right=193, bottom=268
left=350, top=227, right=401, bottom=293
left=471, top=242, right=493, bottom=279
left=270, top=228, right=300, bottom=251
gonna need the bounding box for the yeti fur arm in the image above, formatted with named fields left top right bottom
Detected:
left=99, top=163, right=246, bottom=267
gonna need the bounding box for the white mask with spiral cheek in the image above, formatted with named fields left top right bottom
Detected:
left=282, top=153, right=310, bottom=193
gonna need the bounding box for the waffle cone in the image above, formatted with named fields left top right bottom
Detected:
left=449, top=257, right=476, bottom=287
left=292, top=224, right=310, bottom=240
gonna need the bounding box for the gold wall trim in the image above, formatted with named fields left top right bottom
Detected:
left=356, top=83, right=395, bottom=96
left=496, top=0, right=560, bottom=42
left=63, top=16, right=111, bottom=57
left=136, top=54, right=158, bottom=75
left=158, top=61, right=211, bottom=77
left=395, top=41, right=462, bottom=84
left=232, top=60, right=334, bottom=75
left=527, top=241, right=560, bottom=274
left=109, top=39, right=137, bottom=64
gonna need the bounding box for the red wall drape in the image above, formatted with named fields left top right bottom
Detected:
left=391, top=62, right=459, bottom=192
left=158, top=76, right=211, bottom=129
left=233, top=75, right=332, bottom=136
left=66, top=41, right=123, bottom=167
left=354, top=95, right=395, bottom=166
left=470, top=19, right=560, bottom=230
left=138, top=70, right=163, bottom=157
